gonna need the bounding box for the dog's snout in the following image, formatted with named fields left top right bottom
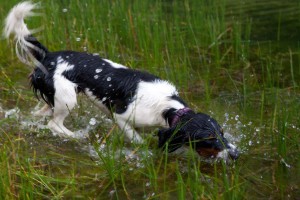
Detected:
left=228, top=148, right=239, bottom=160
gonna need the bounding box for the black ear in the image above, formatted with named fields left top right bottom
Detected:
left=158, top=127, right=185, bottom=153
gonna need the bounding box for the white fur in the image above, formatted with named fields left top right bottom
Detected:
left=47, top=61, right=77, bottom=136
left=3, top=1, right=47, bottom=73
left=103, top=59, right=127, bottom=69
left=3, top=1, right=36, bottom=39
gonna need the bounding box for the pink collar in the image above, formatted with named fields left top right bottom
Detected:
left=170, top=107, right=191, bottom=127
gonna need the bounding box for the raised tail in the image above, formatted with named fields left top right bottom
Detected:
left=3, top=1, right=48, bottom=74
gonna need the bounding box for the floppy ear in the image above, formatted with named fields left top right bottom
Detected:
left=158, top=127, right=185, bottom=153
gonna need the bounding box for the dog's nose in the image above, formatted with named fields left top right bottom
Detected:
left=228, top=148, right=239, bottom=160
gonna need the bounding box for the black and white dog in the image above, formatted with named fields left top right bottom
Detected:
left=4, top=2, right=239, bottom=161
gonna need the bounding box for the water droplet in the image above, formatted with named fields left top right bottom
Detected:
left=62, top=8, right=68, bottom=12
left=109, top=190, right=116, bottom=196
left=107, top=77, right=111, bottom=81
left=94, top=75, right=99, bottom=79
left=76, top=37, right=81, bottom=42
left=95, top=68, right=102, bottom=73
left=235, top=115, right=239, bottom=121
left=89, top=118, right=96, bottom=125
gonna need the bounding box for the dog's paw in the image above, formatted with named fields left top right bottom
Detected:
left=48, top=120, right=74, bottom=137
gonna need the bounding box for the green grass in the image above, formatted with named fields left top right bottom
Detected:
left=0, top=0, right=299, bottom=199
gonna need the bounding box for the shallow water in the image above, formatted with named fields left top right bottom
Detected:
left=0, top=0, right=299, bottom=199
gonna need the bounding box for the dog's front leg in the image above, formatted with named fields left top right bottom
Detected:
left=115, top=116, right=143, bottom=144
left=34, top=104, right=53, bottom=117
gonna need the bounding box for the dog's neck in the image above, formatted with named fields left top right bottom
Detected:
left=163, top=107, right=192, bottom=127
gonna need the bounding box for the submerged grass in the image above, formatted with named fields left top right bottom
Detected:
left=0, top=0, right=299, bottom=199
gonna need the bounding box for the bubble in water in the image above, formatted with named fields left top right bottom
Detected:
left=95, top=68, right=102, bottom=73
left=225, top=113, right=229, bottom=121
left=109, top=190, right=116, bottom=196
left=107, top=77, right=111, bottom=81
left=89, top=118, right=97, bottom=125
left=94, top=75, right=99, bottom=79
left=100, top=143, right=106, bottom=150
left=235, top=115, right=239, bottom=121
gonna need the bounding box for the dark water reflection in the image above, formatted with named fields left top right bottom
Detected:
left=226, top=0, right=300, bottom=42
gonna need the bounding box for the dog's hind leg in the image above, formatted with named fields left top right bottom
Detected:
left=48, top=81, right=77, bottom=137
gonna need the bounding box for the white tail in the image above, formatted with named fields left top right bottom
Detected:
left=4, top=1, right=48, bottom=74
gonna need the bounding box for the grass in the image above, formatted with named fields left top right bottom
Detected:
left=0, top=0, right=300, bottom=199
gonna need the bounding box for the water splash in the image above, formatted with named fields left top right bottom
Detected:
left=89, top=118, right=97, bottom=126
left=5, top=108, right=20, bottom=119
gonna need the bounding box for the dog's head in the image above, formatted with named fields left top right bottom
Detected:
left=158, top=111, right=239, bottom=161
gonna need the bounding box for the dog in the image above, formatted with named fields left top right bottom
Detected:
left=4, top=1, right=239, bottom=161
